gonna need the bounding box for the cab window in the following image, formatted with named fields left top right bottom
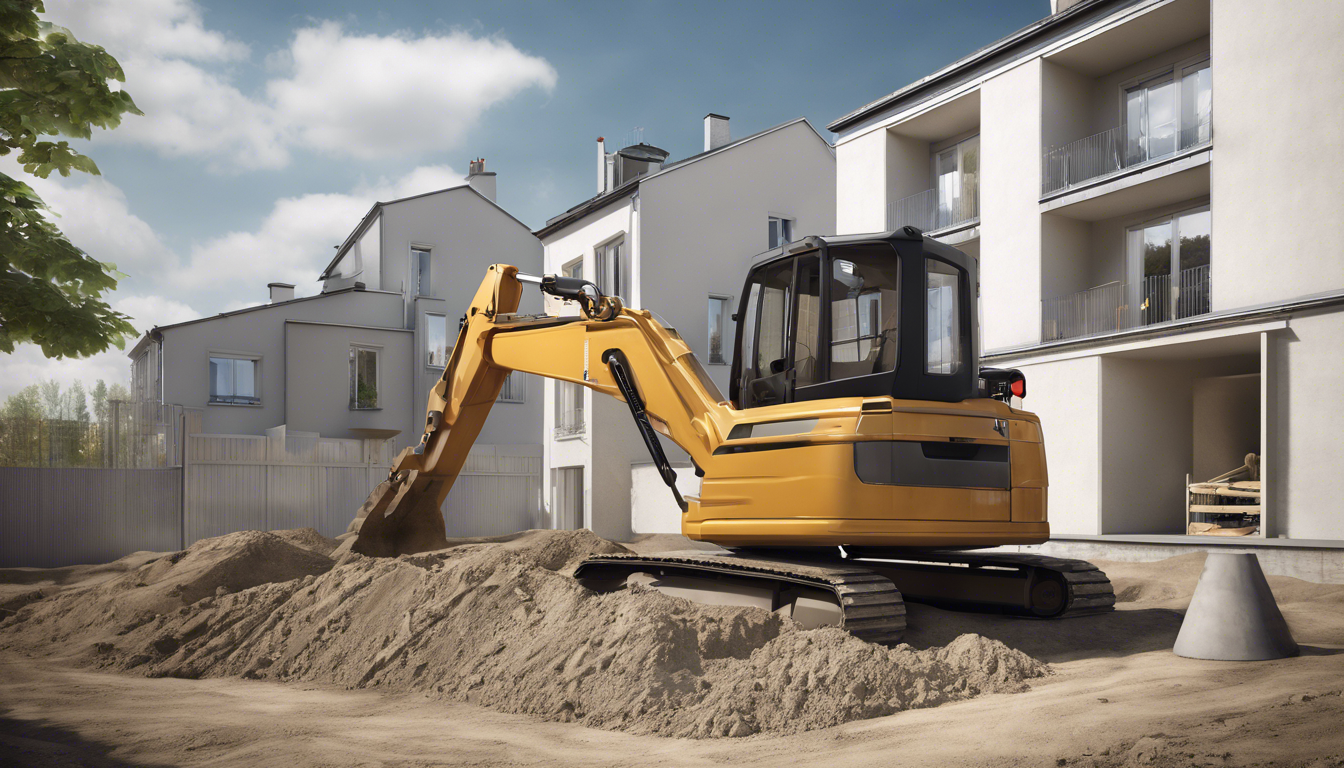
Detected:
left=827, top=245, right=901, bottom=381
left=926, top=258, right=964, bottom=374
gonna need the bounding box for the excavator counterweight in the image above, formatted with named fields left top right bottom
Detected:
left=342, top=233, right=1114, bottom=641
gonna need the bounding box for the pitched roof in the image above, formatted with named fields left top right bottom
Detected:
left=318, top=184, right=533, bottom=280
left=534, top=117, right=834, bottom=240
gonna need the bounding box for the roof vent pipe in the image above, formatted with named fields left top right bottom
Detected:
left=704, top=114, right=730, bottom=151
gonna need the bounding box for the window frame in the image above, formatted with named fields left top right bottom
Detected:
left=594, top=235, right=630, bottom=303
left=207, top=353, right=261, bottom=406
left=1117, top=53, right=1212, bottom=163
left=424, top=311, right=448, bottom=369
left=707, top=294, right=732, bottom=366
left=411, top=246, right=432, bottom=298
left=768, top=215, right=794, bottom=249
left=348, top=344, right=381, bottom=411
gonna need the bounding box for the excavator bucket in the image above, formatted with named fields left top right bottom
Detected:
left=344, top=470, right=452, bottom=557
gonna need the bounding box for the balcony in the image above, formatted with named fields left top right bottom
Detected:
left=1043, top=117, right=1211, bottom=197
left=553, top=408, right=585, bottom=439
left=887, top=187, right=979, bottom=234
left=1042, top=264, right=1211, bottom=343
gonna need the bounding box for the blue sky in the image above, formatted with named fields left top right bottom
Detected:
left=4, top=0, right=1048, bottom=396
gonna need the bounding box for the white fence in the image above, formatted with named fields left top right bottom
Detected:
left=184, top=426, right=542, bottom=543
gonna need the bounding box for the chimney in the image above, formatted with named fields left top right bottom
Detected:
left=268, top=282, right=295, bottom=303
left=704, top=114, right=730, bottom=152
left=596, top=137, right=607, bottom=194
left=465, top=158, right=496, bottom=202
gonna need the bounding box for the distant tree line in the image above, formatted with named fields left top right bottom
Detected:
left=0, top=378, right=141, bottom=467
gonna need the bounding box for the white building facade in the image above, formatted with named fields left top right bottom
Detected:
left=830, top=0, right=1344, bottom=559
left=535, top=116, right=837, bottom=540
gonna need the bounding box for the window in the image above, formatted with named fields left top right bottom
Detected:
left=707, top=295, right=731, bottom=365
left=595, top=238, right=629, bottom=302
left=793, top=256, right=822, bottom=387
left=932, top=135, right=979, bottom=229
left=497, top=372, right=525, bottom=403
left=426, top=312, right=448, bottom=368
left=413, top=247, right=431, bottom=296
left=1127, top=206, right=1212, bottom=326
left=1179, top=60, right=1211, bottom=148
left=1125, top=58, right=1210, bottom=164
left=554, top=380, right=584, bottom=438
left=828, top=245, right=901, bottom=380
left=768, top=216, right=793, bottom=249
left=562, top=258, right=583, bottom=280
left=753, top=260, right=794, bottom=380
left=926, top=259, right=963, bottom=375
left=349, top=346, right=379, bottom=409
left=209, top=356, right=259, bottom=405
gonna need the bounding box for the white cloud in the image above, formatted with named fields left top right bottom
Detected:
left=268, top=22, right=558, bottom=160
left=51, top=0, right=249, bottom=63
left=45, top=2, right=557, bottom=171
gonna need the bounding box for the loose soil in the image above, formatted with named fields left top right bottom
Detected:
left=0, top=528, right=1046, bottom=739
left=2, top=531, right=1342, bottom=767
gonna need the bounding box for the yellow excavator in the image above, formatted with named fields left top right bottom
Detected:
left=345, top=230, right=1113, bottom=643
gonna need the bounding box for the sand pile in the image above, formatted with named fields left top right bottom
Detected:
left=0, top=528, right=1049, bottom=738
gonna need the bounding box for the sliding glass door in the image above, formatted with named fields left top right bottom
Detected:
left=1125, top=57, right=1211, bottom=165
left=1127, top=207, right=1211, bottom=327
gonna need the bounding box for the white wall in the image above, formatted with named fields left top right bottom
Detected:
left=1269, top=310, right=1344, bottom=540
left=979, top=59, right=1044, bottom=352
left=1014, top=355, right=1103, bottom=535
left=835, top=128, right=888, bottom=235
left=1211, top=0, right=1344, bottom=309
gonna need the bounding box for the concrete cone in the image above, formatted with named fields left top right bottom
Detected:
left=1173, top=552, right=1299, bottom=661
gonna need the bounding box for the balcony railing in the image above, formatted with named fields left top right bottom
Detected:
left=553, top=408, right=585, bottom=439
left=887, top=187, right=979, bottom=233
left=1041, top=264, right=1211, bottom=343
left=1042, top=118, right=1212, bottom=195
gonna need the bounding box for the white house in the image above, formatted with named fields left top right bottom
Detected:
left=829, top=0, right=1344, bottom=569
left=129, top=161, right=546, bottom=535
left=533, top=115, right=837, bottom=540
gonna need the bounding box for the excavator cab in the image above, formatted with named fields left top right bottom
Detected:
left=732, top=229, right=979, bottom=409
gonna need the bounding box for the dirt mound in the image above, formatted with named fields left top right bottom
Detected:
left=1, top=528, right=1048, bottom=738
left=0, top=530, right=334, bottom=649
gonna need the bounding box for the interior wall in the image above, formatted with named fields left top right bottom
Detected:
left=1041, top=59, right=1093, bottom=150
left=1040, top=213, right=1093, bottom=300
left=886, top=131, right=932, bottom=204
left=1100, top=357, right=1193, bottom=534
left=1192, top=373, right=1260, bottom=481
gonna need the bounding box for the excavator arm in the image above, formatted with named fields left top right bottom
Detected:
left=347, top=263, right=732, bottom=557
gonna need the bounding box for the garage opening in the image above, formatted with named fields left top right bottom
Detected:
left=1099, top=332, right=1262, bottom=537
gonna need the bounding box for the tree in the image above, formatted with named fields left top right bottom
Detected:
left=0, top=0, right=142, bottom=358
